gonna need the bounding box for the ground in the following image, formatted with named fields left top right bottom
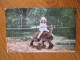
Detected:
left=7, top=36, right=75, bottom=53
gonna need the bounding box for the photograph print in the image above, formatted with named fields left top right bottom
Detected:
left=5, top=8, right=76, bottom=53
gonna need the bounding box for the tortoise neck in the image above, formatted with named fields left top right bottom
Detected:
left=49, top=29, right=52, bottom=35
left=49, top=25, right=53, bottom=35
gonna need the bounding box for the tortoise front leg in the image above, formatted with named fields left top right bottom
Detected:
left=48, top=41, right=54, bottom=49
left=37, top=40, right=43, bottom=50
left=37, top=43, right=42, bottom=50
left=42, top=41, right=46, bottom=47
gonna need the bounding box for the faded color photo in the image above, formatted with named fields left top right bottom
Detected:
left=5, top=8, right=76, bottom=53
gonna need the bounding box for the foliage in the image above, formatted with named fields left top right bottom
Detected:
left=5, top=8, right=76, bottom=39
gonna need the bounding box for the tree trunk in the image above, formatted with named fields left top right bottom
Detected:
left=21, top=8, right=30, bottom=28
left=22, top=8, right=27, bottom=28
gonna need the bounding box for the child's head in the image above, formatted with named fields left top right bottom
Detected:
left=40, top=17, right=47, bottom=23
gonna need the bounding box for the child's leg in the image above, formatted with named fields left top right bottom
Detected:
left=37, top=30, right=43, bottom=38
left=44, top=28, right=49, bottom=32
left=47, top=30, right=49, bottom=32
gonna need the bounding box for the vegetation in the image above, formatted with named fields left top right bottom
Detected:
left=5, top=8, right=76, bottom=39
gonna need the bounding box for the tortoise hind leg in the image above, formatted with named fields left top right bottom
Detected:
left=30, top=40, right=34, bottom=46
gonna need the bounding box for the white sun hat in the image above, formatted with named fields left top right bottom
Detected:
left=40, top=17, right=47, bottom=22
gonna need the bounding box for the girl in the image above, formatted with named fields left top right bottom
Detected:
left=37, top=17, right=49, bottom=39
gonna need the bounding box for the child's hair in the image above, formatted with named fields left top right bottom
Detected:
left=40, top=17, right=47, bottom=23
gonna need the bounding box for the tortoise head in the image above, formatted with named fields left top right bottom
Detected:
left=49, top=25, right=53, bottom=32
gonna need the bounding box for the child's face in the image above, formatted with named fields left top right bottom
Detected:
left=41, top=19, right=46, bottom=23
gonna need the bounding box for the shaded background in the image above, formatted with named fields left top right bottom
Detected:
left=5, top=8, right=76, bottom=39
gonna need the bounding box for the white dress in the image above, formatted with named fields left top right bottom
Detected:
left=39, top=23, right=48, bottom=31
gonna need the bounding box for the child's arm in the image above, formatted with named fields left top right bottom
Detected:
left=40, top=23, right=47, bottom=28
left=40, top=25, right=47, bottom=28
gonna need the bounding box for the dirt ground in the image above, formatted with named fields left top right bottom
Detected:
left=7, top=41, right=75, bottom=53
left=7, top=36, right=75, bottom=53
